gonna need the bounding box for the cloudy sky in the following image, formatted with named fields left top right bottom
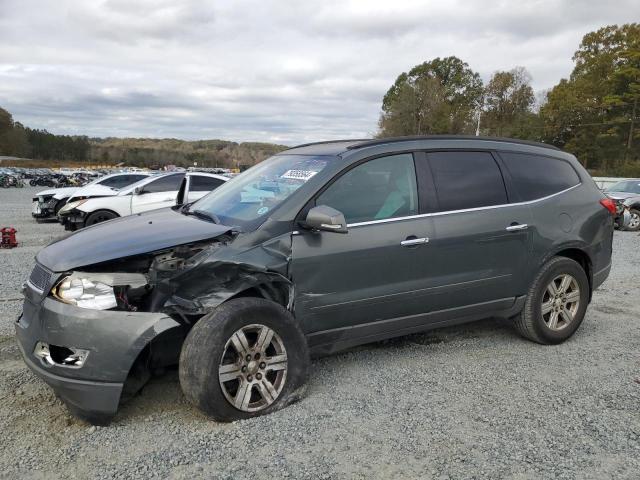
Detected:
left=0, top=0, right=636, bottom=145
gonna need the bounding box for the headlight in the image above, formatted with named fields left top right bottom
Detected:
left=59, top=199, right=86, bottom=213
left=54, top=276, right=117, bottom=310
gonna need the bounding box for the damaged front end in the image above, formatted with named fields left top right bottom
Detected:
left=16, top=223, right=295, bottom=423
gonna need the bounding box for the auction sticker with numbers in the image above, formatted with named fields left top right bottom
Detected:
left=281, top=170, right=319, bottom=181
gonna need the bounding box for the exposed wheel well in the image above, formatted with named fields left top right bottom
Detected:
left=555, top=248, right=593, bottom=299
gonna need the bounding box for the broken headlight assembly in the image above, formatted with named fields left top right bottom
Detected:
left=52, top=272, right=148, bottom=310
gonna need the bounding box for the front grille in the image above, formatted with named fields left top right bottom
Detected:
left=29, top=263, right=52, bottom=292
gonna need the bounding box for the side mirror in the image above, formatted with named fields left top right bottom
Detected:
left=134, top=186, right=144, bottom=195
left=304, top=205, right=348, bottom=234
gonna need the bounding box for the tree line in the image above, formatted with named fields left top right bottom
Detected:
left=0, top=109, right=90, bottom=162
left=379, top=23, right=640, bottom=175
left=0, top=109, right=286, bottom=168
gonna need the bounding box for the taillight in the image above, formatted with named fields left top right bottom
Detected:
left=599, top=198, right=617, bottom=215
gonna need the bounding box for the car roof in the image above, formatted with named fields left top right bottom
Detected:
left=283, top=135, right=560, bottom=156
left=186, top=172, right=229, bottom=180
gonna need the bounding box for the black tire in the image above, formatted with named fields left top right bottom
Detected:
left=179, top=297, right=309, bottom=422
left=85, top=210, right=118, bottom=226
left=626, top=208, right=640, bottom=232
left=513, top=257, right=590, bottom=344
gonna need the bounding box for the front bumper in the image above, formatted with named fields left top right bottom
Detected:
left=58, top=208, right=87, bottom=230
left=15, top=287, right=181, bottom=422
left=31, top=198, right=57, bottom=219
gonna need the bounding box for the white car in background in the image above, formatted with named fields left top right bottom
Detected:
left=32, top=172, right=151, bottom=221
left=59, top=172, right=228, bottom=230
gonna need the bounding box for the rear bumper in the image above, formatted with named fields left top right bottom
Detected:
left=593, top=262, right=611, bottom=291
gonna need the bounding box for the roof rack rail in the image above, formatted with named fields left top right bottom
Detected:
left=346, top=135, right=561, bottom=151
left=286, top=139, right=372, bottom=150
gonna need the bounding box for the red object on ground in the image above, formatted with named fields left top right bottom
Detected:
left=0, top=227, right=18, bottom=248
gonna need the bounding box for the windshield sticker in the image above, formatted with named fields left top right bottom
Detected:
left=257, top=206, right=269, bottom=215
left=281, top=169, right=319, bottom=181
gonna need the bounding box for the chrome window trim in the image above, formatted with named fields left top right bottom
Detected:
left=346, top=183, right=582, bottom=228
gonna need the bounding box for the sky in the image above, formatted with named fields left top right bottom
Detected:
left=0, top=0, right=637, bottom=145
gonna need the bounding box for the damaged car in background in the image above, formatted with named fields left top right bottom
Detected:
left=32, top=172, right=151, bottom=221
left=604, top=178, right=640, bottom=232
left=17, top=136, right=614, bottom=424
left=58, top=171, right=228, bottom=230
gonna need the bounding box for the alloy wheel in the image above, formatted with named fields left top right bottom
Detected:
left=218, top=324, right=288, bottom=412
left=541, top=274, right=580, bottom=331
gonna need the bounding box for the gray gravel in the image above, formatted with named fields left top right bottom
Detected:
left=0, top=186, right=639, bottom=479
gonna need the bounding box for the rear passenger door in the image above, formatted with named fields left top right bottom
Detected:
left=419, top=151, right=533, bottom=312
left=130, top=174, right=185, bottom=213
left=186, top=175, right=226, bottom=203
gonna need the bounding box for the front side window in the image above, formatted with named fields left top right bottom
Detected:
left=142, top=174, right=184, bottom=193
left=501, top=152, right=580, bottom=201
left=190, top=175, right=226, bottom=191
left=427, top=151, right=507, bottom=211
left=317, top=153, right=418, bottom=224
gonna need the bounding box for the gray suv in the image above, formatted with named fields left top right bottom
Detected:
left=16, top=136, right=614, bottom=424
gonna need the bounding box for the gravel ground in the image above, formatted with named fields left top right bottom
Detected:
left=0, top=186, right=639, bottom=479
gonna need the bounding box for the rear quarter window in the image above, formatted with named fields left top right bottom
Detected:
left=500, top=152, right=580, bottom=201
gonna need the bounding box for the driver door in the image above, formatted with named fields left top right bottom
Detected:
left=290, top=153, right=435, bottom=334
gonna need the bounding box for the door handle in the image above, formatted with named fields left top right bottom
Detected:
left=400, top=237, right=429, bottom=247
left=505, top=223, right=528, bottom=232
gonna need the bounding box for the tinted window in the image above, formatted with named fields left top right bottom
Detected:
left=317, top=153, right=418, bottom=224
left=99, top=174, right=147, bottom=189
left=142, top=174, right=184, bottom=193
left=427, top=151, right=507, bottom=211
left=190, top=175, right=225, bottom=191
left=501, top=153, right=580, bottom=201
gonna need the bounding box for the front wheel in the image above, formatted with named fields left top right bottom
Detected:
left=85, top=210, right=118, bottom=226
left=179, top=297, right=309, bottom=422
left=513, top=257, right=589, bottom=344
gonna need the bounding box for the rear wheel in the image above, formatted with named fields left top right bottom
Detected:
left=513, top=257, right=589, bottom=344
left=626, top=208, right=640, bottom=232
left=179, top=297, right=309, bottom=422
left=85, top=210, right=118, bottom=226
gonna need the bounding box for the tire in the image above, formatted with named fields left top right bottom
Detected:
left=513, top=256, right=589, bottom=345
left=85, top=210, right=118, bottom=226
left=626, top=208, right=640, bottom=232
left=179, top=297, right=309, bottom=422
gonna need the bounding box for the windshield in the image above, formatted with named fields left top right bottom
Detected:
left=190, top=154, right=332, bottom=230
left=606, top=180, right=640, bottom=194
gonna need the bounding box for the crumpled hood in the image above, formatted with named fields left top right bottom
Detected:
left=606, top=191, right=640, bottom=202
left=37, top=207, right=232, bottom=271
left=36, top=187, right=78, bottom=198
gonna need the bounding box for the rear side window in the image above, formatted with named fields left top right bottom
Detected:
left=500, top=153, right=580, bottom=201
left=427, top=151, right=507, bottom=211
left=190, top=175, right=226, bottom=191
left=142, top=174, right=184, bottom=193
left=317, top=153, right=419, bottom=224
left=99, top=174, right=147, bottom=189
